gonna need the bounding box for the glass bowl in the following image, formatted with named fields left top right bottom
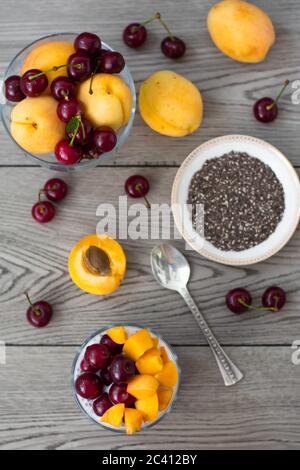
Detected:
left=71, top=324, right=181, bottom=433
left=0, top=33, right=136, bottom=171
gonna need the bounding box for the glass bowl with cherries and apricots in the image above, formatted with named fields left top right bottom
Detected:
left=71, top=324, right=181, bottom=434
left=1, top=32, right=136, bottom=171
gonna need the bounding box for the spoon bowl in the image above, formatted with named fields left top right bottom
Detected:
left=151, top=243, right=190, bottom=291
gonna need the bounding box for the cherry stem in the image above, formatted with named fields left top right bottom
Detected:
left=134, top=12, right=161, bottom=31
left=24, top=292, right=41, bottom=316
left=69, top=116, right=81, bottom=147
left=89, top=59, right=100, bottom=95
left=136, top=184, right=150, bottom=209
left=238, top=298, right=277, bottom=312
left=266, top=80, right=290, bottom=110
left=155, top=12, right=175, bottom=41
left=29, top=63, right=82, bottom=80
left=38, top=189, right=46, bottom=203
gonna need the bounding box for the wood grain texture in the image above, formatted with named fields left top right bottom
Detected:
left=0, top=0, right=300, bottom=451
left=0, top=167, right=299, bottom=346
left=0, top=0, right=299, bottom=166
left=0, top=346, right=299, bottom=450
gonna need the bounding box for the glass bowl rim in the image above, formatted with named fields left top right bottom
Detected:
left=0, top=32, right=136, bottom=171
left=71, top=323, right=181, bottom=433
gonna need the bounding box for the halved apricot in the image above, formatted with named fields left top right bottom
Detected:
left=136, top=348, right=163, bottom=375
left=157, top=388, right=173, bottom=411
left=124, top=408, right=143, bottom=435
left=152, top=336, right=159, bottom=348
left=155, top=362, right=178, bottom=387
left=101, top=403, right=125, bottom=427
left=123, top=329, right=154, bottom=361
left=135, top=393, right=159, bottom=422
left=107, top=326, right=127, bottom=344
left=127, top=374, right=159, bottom=399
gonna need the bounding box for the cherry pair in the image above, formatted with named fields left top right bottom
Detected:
left=226, top=286, right=286, bottom=314
left=31, top=178, right=68, bottom=223
left=123, top=12, right=186, bottom=59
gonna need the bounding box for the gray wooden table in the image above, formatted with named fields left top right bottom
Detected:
left=0, top=0, right=300, bottom=450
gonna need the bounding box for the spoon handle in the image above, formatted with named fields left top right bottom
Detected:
left=178, top=287, right=243, bottom=386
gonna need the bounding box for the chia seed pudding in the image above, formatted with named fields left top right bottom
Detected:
left=187, top=151, right=285, bottom=251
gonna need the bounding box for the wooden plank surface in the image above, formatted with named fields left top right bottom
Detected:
left=0, top=0, right=300, bottom=166
left=0, top=0, right=300, bottom=451
left=0, top=346, right=300, bottom=450
left=0, top=167, right=299, bottom=346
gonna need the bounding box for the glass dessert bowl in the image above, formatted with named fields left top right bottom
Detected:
left=71, top=324, right=181, bottom=434
left=0, top=33, right=136, bottom=171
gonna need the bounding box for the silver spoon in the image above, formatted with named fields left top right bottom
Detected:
left=151, top=243, right=243, bottom=386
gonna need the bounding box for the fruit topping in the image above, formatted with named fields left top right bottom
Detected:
left=109, top=383, right=136, bottom=406
left=108, top=355, right=135, bottom=384
left=57, top=97, right=81, bottom=123
left=84, top=344, right=111, bottom=370
left=50, top=76, right=77, bottom=101
left=100, top=333, right=123, bottom=355
left=93, top=126, right=117, bottom=153
left=99, top=368, right=113, bottom=386
left=136, top=348, right=164, bottom=375
left=55, top=139, right=81, bottom=165
left=157, top=388, right=173, bottom=411
left=106, top=326, right=127, bottom=345
left=80, top=357, right=98, bottom=372
left=100, top=51, right=125, bottom=74
left=74, top=32, right=101, bottom=57
left=123, top=329, right=154, bottom=361
left=127, top=374, right=159, bottom=399
left=75, top=372, right=103, bottom=399
left=101, top=403, right=125, bottom=427
left=93, top=393, right=113, bottom=417
left=124, top=408, right=143, bottom=435
left=25, top=291, right=53, bottom=327
left=67, top=52, right=92, bottom=81
left=135, top=393, right=159, bottom=421
left=154, top=362, right=178, bottom=387
left=20, top=69, right=48, bottom=97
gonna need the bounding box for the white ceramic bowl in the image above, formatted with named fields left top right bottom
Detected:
left=172, top=135, right=300, bottom=266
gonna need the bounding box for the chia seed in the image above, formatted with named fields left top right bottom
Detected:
left=187, top=151, right=285, bottom=251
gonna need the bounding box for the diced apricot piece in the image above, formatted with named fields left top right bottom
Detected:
left=123, top=329, right=154, bottom=361
left=136, top=348, right=163, bottom=375
left=107, top=326, right=127, bottom=344
left=135, top=393, right=159, bottom=422
left=155, top=362, right=178, bottom=387
left=152, top=336, right=159, bottom=348
left=127, top=374, right=159, bottom=399
left=101, top=403, right=125, bottom=428
left=157, top=388, right=173, bottom=411
left=159, top=346, right=169, bottom=364
left=124, top=408, right=143, bottom=435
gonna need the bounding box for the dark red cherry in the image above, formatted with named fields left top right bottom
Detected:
left=25, top=292, right=52, bottom=328
left=99, top=368, right=113, bottom=386
left=67, top=52, right=92, bottom=81
left=161, top=36, right=186, bottom=59
left=44, top=178, right=68, bottom=202
left=81, top=142, right=102, bottom=160
left=84, top=344, right=111, bottom=370
left=100, top=334, right=123, bottom=355
left=57, top=97, right=81, bottom=122
left=226, top=288, right=252, bottom=314
left=123, top=23, right=147, bottom=48
left=75, top=372, right=103, bottom=399
left=108, top=355, right=135, bottom=384
left=253, top=97, right=278, bottom=123
left=74, top=32, right=101, bottom=56
left=93, top=393, right=113, bottom=416
left=93, top=126, right=117, bottom=153
left=125, top=174, right=150, bottom=208
left=32, top=201, right=55, bottom=223
left=55, top=140, right=81, bottom=165
left=262, top=286, right=286, bottom=312
left=4, top=75, right=26, bottom=102
left=66, top=117, right=93, bottom=145
left=100, top=51, right=125, bottom=74
left=109, top=383, right=136, bottom=406
left=80, top=357, right=98, bottom=372
left=20, top=69, right=48, bottom=97
left=50, top=76, right=77, bottom=101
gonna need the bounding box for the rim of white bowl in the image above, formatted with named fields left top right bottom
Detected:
left=171, top=134, right=300, bottom=266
